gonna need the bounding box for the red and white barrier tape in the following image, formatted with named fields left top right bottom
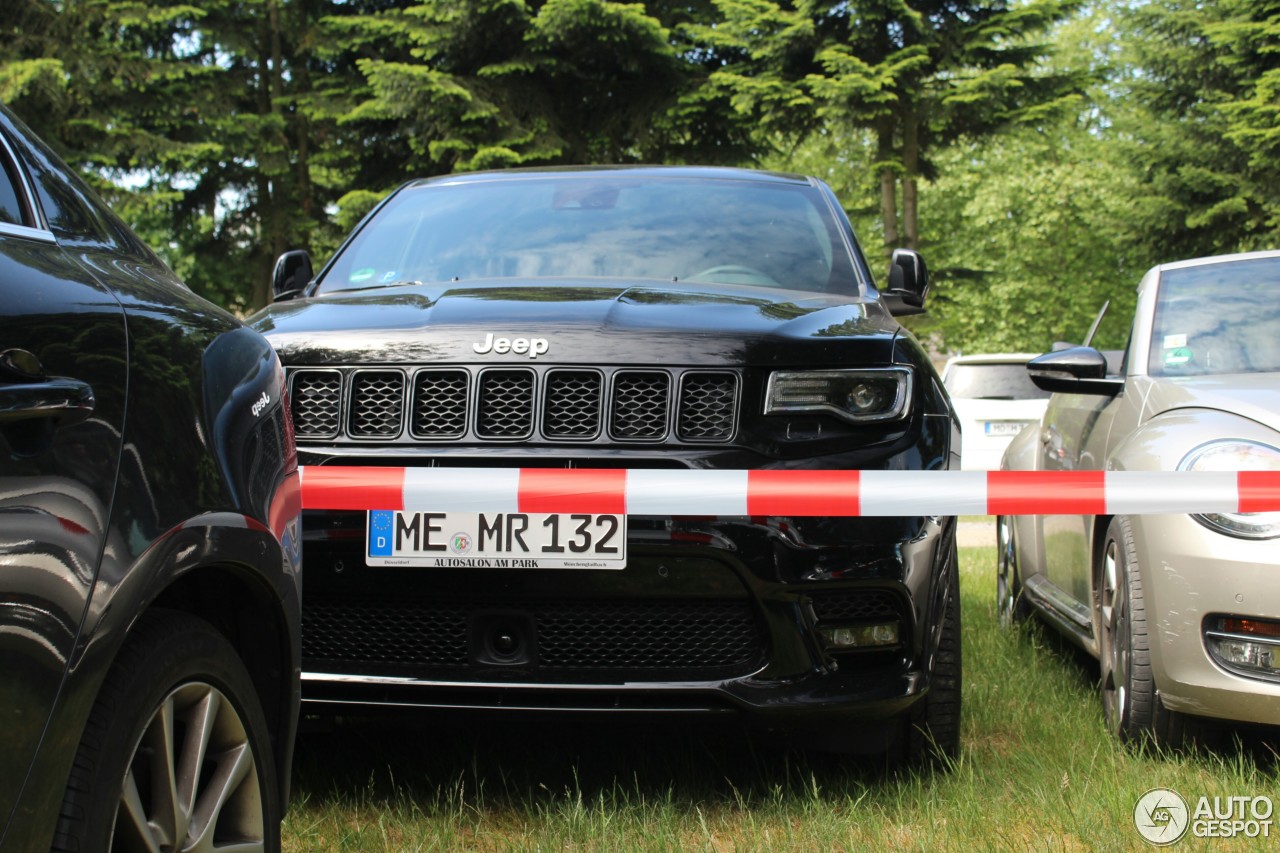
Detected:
left=298, top=466, right=1280, bottom=516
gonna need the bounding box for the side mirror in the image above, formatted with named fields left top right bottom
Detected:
left=882, top=249, right=929, bottom=316
left=272, top=250, right=313, bottom=301
left=1027, top=346, right=1124, bottom=396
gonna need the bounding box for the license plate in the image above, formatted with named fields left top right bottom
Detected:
left=983, top=420, right=1028, bottom=437
left=366, top=511, right=627, bottom=569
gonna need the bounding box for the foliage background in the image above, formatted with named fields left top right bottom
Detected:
left=3, top=0, right=1277, bottom=353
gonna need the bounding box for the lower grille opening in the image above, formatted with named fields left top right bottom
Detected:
left=303, top=597, right=766, bottom=681
left=810, top=589, right=905, bottom=624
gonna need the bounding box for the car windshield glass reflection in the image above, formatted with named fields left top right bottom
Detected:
left=317, top=177, right=856, bottom=295
left=1149, top=257, right=1280, bottom=376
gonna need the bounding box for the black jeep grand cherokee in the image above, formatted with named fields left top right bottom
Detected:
left=250, top=166, right=960, bottom=763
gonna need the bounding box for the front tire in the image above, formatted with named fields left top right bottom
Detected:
left=905, top=539, right=962, bottom=766
left=53, top=610, right=280, bottom=852
left=1098, top=516, right=1189, bottom=747
left=996, top=515, right=1030, bottom=627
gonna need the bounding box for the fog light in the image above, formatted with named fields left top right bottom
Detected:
left=1211, top=638, right=1277, bottom=672
left=1206, top=616, right=1280, bottom=680
left=819, top=622, right=899, bottom=650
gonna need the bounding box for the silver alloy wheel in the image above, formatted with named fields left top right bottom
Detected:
left=1099, top=537, right=1128, bottom=735
left=996, top=516, right=1016, bottom=627
left=115, top=682, right=265, bottom=852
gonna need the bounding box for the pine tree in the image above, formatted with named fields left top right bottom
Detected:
left=1121, top=0, right=1280, bottom=257
left=689, top=0, right=1084, bottom=260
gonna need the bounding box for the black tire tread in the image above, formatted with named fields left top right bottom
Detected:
left=906, top=539, right=962, bottom=766
left=1109, top=516, right=1190, bottom=749
left=51, top=609, right=279, bottom=852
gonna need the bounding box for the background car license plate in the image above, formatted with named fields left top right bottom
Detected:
left=984, top=420, right=1028, bottom=437
left=366, top=510, right=626, bottom=569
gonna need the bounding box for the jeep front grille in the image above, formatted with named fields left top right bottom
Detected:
left=288, top=366, right=738, bottom=445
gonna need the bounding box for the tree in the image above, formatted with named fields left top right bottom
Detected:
left=1, top=0, right=393, bottom=312
left=0, top=0, right=73, bottom=145
left=921, top=120, right=1143, bottom=353
left=905, top=2, right=1148, bottom=354
left=333, top=0, right=758, bottom=176
left=137, top=0, right=376, bottom=310
left=1119, top=0, right=1280, bottom=259
left=1, top=2, right=226, bottom=182
left=690, top=0, right=1085, bottom=260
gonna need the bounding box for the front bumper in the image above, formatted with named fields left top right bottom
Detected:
left=1130, top=514, right=1280, bottom=726
left=299, top=502, right=956, bottom=743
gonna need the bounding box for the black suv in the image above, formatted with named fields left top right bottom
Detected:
left=252, top=167, right=959, bottom=763
left=0, top=105, right=301, bottom=850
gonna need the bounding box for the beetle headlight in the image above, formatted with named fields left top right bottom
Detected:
left=765, top=368, right=912, bottom=424
left=1179, top=439, right=1280, bottom=539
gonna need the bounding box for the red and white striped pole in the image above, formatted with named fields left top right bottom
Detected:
left=298, top=466, right=1280, bottom=516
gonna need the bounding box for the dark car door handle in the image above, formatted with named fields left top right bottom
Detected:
left=0, top=378, right=96, bottom=427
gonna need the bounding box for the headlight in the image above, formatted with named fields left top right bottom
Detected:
left=1179, top=439, right=1280, bottom=539
left=764, top=368, right=912, bottom=424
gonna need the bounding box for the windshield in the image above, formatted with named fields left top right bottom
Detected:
left=317, top=175, right=861, bottom=295
left=943, top=362, right=1050, bottom=400
left=1149, top=257, right=1280, bottom=377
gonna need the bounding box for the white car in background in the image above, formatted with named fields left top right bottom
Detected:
left=942, top=354, right=1051, bottom=470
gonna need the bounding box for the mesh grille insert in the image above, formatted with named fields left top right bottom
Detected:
left=302, top=597, right=763, bottom=677
left=810, top=590, right=905, bottom=624
left=411, top=370, right=469, bottom=438
left=544, top=370, right=603, bottom=438
left=537, top=600, right=759, bottom=669
left=349, top=371, right=405, bottom=437
left=290, top=371, right=342, bottom=437
left=678, top=373, right=737, bottom=440
left=610, top=371, right=670, bottom=440
left=304, top=600, right=469, bottom=667
left=477, top=369, right=535, bottom=438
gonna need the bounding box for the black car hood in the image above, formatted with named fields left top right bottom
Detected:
left=248, top=279, right=901, bottom=366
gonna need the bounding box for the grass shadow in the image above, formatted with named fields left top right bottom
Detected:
left=290, top=709, right=939, bottom=815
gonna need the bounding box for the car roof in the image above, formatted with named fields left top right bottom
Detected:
left=943, top=353, right=1041, bottom=367
left=1155, top=249, right=1280, bottom=274
left=401, top=165, right=818, bottom=190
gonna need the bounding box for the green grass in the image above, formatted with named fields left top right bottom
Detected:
left=284, top=545, right=1279, bottom=851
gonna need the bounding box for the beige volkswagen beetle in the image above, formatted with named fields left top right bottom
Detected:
left=998, top=250, right=1280, bottom=745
